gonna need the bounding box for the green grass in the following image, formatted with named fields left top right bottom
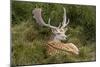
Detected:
left=11, top=21, right=96, bottom=66
left=11, top=1, right=96, bottom=66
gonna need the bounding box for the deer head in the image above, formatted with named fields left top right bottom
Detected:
left=32, top=8, right=69, bottom=41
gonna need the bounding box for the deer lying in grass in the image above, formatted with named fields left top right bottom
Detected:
left=32, top=8, right=79, bottom=56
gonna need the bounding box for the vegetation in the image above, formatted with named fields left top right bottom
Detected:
left=11, top=1, right=96, bottom=66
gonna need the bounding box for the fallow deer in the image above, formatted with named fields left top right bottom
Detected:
left=32, top=8, right=79, bottom=56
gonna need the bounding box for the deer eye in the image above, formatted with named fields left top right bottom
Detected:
left=56, top=33, right=61, bottom=35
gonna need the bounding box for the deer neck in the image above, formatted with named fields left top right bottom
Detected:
left=50, top=35, right=61, bottom=43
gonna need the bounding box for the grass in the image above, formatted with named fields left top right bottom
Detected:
left=11, top=1, right=96, bottom=66
left=11, top=21, right=96, bottom=66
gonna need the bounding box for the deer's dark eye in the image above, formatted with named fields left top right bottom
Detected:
left=57, top=33, right=61, bottom=35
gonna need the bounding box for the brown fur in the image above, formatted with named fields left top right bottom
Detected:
left=46, top=41, right=79, bottom=56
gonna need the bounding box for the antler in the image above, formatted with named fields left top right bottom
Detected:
left=33, top=8, right=69, bottom=30
left=60, top=7, right=69, bottom=29
left=32, top=8, right=57, bottom=29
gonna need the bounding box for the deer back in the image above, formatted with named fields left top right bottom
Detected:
left=46, top=41, right=79, bottom=56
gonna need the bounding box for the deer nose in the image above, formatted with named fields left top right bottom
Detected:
left=64, top=35, right=67, bottom=38
left=65, top=35, right=67, bottom=38
left=63, top=35, right=67, bottom=40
